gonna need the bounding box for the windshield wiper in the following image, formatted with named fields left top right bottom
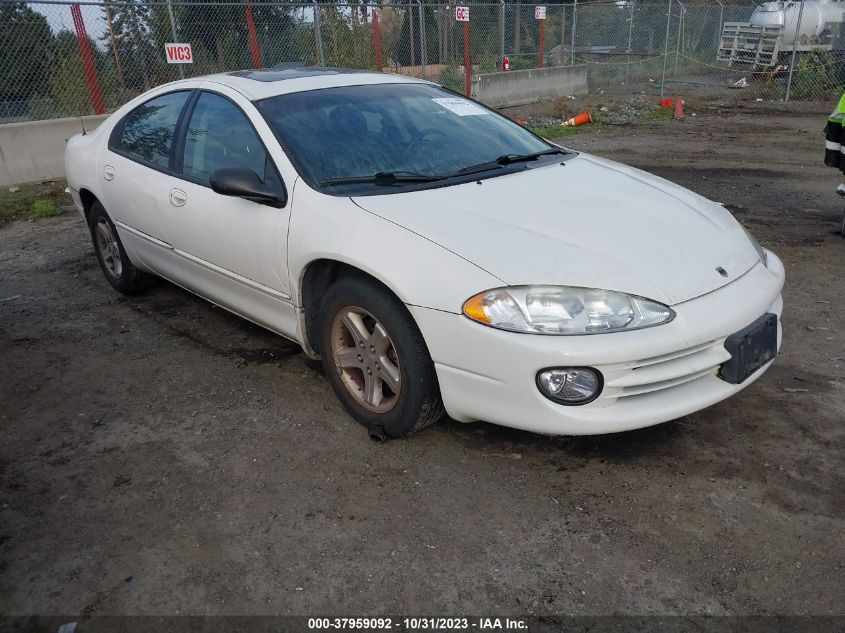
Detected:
left=446, top=148, right=566, bottom=178
left=320, top=171, right=441, bottom=186
left=495, top=148, right=566, bottom=165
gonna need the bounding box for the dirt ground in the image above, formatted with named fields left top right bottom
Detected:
left=1, top=102, right=843, bottom=620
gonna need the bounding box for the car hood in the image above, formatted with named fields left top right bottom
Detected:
left=351, top=153, right=760, bottom=306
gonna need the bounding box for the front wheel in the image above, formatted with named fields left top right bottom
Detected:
left=318, top=275, right=445, bottom=438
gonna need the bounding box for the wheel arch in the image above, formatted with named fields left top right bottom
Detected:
left=298, top=258, right=414, bottom=357
left=78, top=188, right=99, bottom=226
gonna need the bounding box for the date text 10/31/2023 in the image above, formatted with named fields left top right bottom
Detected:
left=307, top=617, right=528, bottom=630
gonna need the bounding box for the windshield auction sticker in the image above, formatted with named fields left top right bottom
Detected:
left=432, top=98, right=489, bottom=117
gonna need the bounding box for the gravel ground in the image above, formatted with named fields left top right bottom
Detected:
left=1, top=101, right=843, bottom=620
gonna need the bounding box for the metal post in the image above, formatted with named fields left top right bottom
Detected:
left=659, top=0, right=672, bottom=97
left=372, top=8, right=383, bottom=71
left=785, top=0, right=806, bottom=102
left=409, top=0, right=416, bottom=68
left=718, top=0, right=724, bottom=37
left=625, top=0, right=634, bottom=82
left=717, top=0, right=724, bottom=72
left=674, top=1, right=682, bottom=75
left=245, top=0, right=262, bottom=69
left=500, top=0, right=505, bottom=70
left=538, top=15, right=544, bottom=67
left=464, top=20, right=471, bottom=96
left=419, top=1, right=427, bottom=78
left=166, top=0, right=184, bottom=79
left=560, top=5, right=566, bottom=64
left=313, top=1, right=325, bottom=66
left=570, top=0, right=577, bottom=66
left=70, top=3, right=105, bottom=114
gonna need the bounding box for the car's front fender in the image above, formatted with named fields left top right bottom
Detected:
left=287, top=183, right=504, bottom=314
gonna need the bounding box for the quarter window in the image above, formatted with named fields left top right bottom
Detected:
left=116, top=91, right=189, bottom=168
left=182, top=92, right=268, bottom=185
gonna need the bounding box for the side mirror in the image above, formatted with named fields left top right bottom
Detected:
left=210, top=167, right=286, bottom=208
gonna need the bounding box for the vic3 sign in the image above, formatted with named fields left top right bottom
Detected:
left=165, top=43, right=193, bottom=64
left=455, top=6, right=469, bottom=21
left=535, top=6, right=546, bottom=19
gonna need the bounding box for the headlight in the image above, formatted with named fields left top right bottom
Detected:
left=462, top=286, right=674, bottom=335
left=743, top=227, right=768, bottom=266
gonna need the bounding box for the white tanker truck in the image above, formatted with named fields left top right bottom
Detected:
left=718, top=0, right=845, bottom=69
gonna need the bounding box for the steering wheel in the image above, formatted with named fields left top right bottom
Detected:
left=406, top=128, right=450, bottom=156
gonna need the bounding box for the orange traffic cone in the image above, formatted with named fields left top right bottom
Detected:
left=673, top=96, right=684, bottom=120
left=562, top=111, right=592, bottom=127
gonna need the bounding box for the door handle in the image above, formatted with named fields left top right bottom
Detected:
left=103, top=165, right=115, bottom=181
left=170, top=188, right=187, bottom=207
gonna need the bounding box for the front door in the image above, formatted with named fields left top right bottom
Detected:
left=159, top=89, right=295, bottom=335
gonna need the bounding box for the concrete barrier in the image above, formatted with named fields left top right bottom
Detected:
left=0, top=114, right=109, bottom=187
left=471, top=65, right=588, bottom=109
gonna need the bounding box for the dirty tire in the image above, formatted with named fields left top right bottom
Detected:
left=89, top=201, right=156, bottom=295
left=318, top=275, right=445, bottom=438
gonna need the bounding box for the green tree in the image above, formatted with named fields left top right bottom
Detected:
left=47, top=30, right=118, bottom=116
left=396, top=5, right=438, bottom=67
left=101, top=0, right=157, bottom=90
left=179, top=0, right=294, bottom=71
left=0, top=2, right=53, bottom=107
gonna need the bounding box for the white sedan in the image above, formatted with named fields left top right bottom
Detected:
left=64, top=69, right=784, bottom=438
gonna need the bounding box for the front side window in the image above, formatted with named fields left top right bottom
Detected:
left=182, top=92, right=268, bottom=185
left=116, top=91, right=189, bottom=168
left=257, top=83, right=552, bottom=194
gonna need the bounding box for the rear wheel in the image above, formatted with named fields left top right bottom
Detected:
left=89, top=201, right=156, bottom=294
left=318, top=275, right=444, bottom=438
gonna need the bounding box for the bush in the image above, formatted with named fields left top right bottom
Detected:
left=781, top=50, right=845, bottom=101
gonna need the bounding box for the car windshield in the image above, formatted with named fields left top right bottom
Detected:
left=257, top=83, right=555, bottom=193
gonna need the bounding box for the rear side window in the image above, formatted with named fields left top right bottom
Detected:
left=182, top=92, right=268, bottom=185
left=115, top=91, right=190, bottom=168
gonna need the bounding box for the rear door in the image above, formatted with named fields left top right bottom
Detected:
left=99, top=88, right=194, bottom=274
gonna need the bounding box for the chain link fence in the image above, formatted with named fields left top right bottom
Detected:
left=2, top=0, right=844, bottom=122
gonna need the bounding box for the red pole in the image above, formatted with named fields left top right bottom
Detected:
left=372, top=10, right=383, bottom=71
left=245, top=1, right=262, bottom=69
left=538, top=20, right=544, bottom=68
left=463, top=21, right=471, bottom=96
left=70, top=3, right=105, bottom=115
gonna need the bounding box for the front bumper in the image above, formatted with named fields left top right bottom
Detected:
left=410, top=253, right=785, bottom=435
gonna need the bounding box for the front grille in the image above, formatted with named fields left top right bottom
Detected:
left=601, top=340, right=731, bottom=399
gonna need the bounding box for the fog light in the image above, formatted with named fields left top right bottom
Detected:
left=536, top=367, right=602, bottom=405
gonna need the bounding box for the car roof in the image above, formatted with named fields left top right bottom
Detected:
left=187, top=67, right=431, bottom=101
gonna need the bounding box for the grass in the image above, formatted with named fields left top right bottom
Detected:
left=529, top=121, right=604, bottom=141
left=529, top=99, right=676, bottom=141
left=33, top=200, right=59, bottom=218
left=645, top=106, right=673, bottom=122
left=0, top=181, right=70, bottom=224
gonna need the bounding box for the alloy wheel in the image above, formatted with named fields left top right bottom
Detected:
left=95, top=217, right=123, bottom=278
left=330, top=306, right=401, bottom=413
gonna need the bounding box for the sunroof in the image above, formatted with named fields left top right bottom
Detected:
left=227, top=68, right=372, bottom=82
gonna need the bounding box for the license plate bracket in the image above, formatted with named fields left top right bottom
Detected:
left=719, top=313, right=778, bottom=385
